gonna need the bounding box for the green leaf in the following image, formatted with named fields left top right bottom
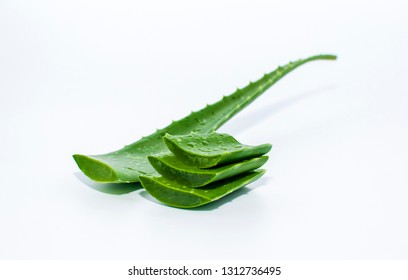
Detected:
left=139, top=170, right=266, bottom=208
left=163, top=132, right=271, bottom=168
left=73, top=54, right=336, bottom=183
left=148, top=153, right=268, bottom=187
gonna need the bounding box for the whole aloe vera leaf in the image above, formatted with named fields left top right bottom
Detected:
left=148, top=153, right=268, bottom=187
left=73, top=54, right=336, bottom=183
left=139, top=170, right=265, bottom=208
left=163, top=132, right=271, bottom=168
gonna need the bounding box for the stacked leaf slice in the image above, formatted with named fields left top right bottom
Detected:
left=139, top=132, right=271, bottom=208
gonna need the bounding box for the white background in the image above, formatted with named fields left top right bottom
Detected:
left=0, top=0, right=407, bottom=259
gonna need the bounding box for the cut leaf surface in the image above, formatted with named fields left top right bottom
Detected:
left=139, top=170, right=265, bottom=208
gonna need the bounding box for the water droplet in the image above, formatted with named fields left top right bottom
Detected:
left=195, top=117, right=205, bottom=124
left=187, top=142, right=194, bottom=148
left=202, top=140, right=208, bottom=146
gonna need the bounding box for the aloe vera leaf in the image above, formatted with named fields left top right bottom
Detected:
left=148, top=153, right=268, bottom=187
left=73, top=54, right=336, bottom=183
left=163, top=132, right=271, bottom=168
left=139, top=170, right=265, bottom=208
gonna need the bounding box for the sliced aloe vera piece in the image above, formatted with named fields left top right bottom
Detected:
left=148, top=153, right=268, bottom=187
left=163, top=132, right=271, bottom=168
left=139, top=170, right=265, bottom=208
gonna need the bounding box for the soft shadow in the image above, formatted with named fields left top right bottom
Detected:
left=226, top=85, right=337, bottom=134
left=74, top=172, right=142, bottom=195
left=139, top=189, right=162, bottom=204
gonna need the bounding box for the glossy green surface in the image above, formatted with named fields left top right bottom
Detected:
left=148, top=153, right=268, bottom=187
left=73, top=54, right=336, bottom=183
left=163, top=132, right=271, bottom=168
left=139, top=170, right=265, bottom=208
